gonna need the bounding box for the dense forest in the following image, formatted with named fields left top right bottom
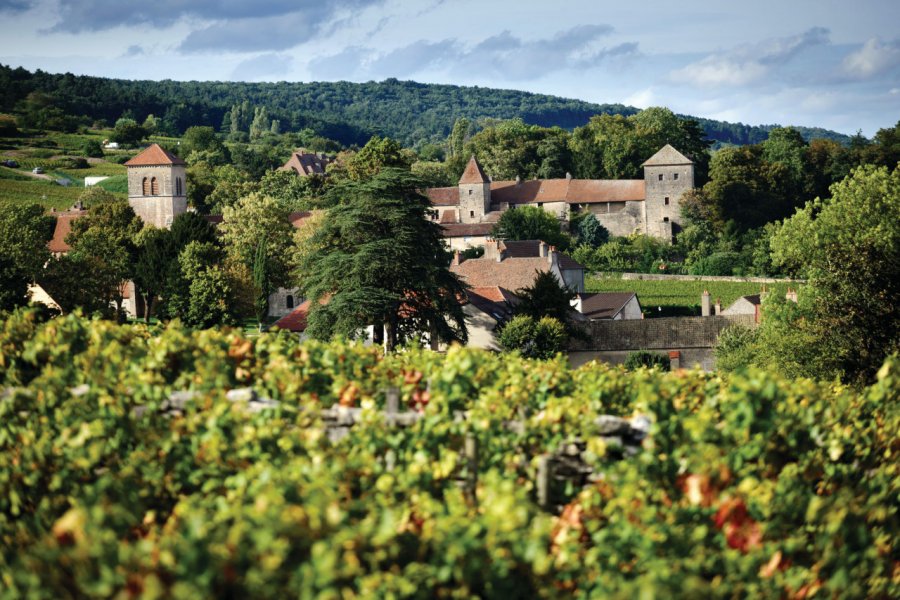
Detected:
left=0, top=64, right=851, bottom=149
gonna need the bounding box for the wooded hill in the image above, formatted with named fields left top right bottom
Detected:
left=0, top=64, right=851, bottom=149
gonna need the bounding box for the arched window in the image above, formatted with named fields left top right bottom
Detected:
left=150, top=177, right=159, bottom=195
left=286, top=295, right=294, bottom=309
left=142, top=177, right=149, bottom=195
left=175, top=177, right=183, bottom=196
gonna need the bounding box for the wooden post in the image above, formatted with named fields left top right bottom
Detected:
left=385, top=386, right=399, bottom=427
left=464, top=434, right=478, bottom=502
left=536, top=454, right=550, bottom=510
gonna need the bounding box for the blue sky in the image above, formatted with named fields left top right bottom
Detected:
left=1, top=0, right=898, bottom=135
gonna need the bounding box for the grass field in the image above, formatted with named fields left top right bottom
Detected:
left=586, top=274, right=793, bottom=316
left=0, top=176, right=83, bottom=209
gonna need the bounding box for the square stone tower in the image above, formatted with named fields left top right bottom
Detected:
left=458, top=155, right=491, bottom=223
left=641, top=144, right=694, bottom=242
left=124, top=143, right=188, bottom=229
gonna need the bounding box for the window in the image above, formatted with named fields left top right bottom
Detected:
left=150, top=177, right=159, bottom=195
left=664, top=197, right=670, bottom=205
left=286, top=295, right=294, bottom=309
left=537, top=202, right=543, bottom=207
left=469, top=210, right=475, bottom=218
left=468, top=189, right=473, bottom=196
left=175, top=177, right=183, bottom=196
left=658, top=174, right=664, bottom=181
left=673, top=173, right=679, bottom=181
left=142, top=177, right=149, bottom=195
left=663, top=217, right=670, bottom=223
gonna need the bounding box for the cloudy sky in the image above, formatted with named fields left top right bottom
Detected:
left=1, top=0, right=898, bottom=135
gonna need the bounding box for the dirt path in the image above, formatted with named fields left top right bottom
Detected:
left=0, top=165, right=52, bottom=181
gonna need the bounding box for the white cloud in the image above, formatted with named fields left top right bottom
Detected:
left=671, top=27, right=830, bottom=87
left=841, top=38, right=900, bottom=79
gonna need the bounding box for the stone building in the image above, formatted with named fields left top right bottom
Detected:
left=124, top=143, right=187, bottom=229
left=280, top=149, right=331, bottom=176
left=429, top=144, right=694, bottom=247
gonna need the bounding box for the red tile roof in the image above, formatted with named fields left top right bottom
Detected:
left=490, top=179, right=645, bottom=205
left=280, top=150, right=331, bottom=176
left=124, top=143, right=186, bottom=167
left=48, top=210, right=87, bottom=253
left=451, top=256, right=551, bottom=291
left=500, top=240, right=584, bottom=271
left=273, top=299, right=311, bottom=332
left=288, top=210, right=314, bottom=228
left=441, top=222, right=495, bottom=238
left=459, top=155, right=489, bottom=185
left=467, top=286, right=515, bottom=320
left=427, top=187, right=459, bottom=206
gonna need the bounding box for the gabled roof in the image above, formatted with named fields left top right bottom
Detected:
left=441, top=222, right=495, bottom=237
left=489, top=179, right=645, bottom=205
left=48, top=208, right=88, bottom=253
left=426, top=187, right=459, bottom=206
left=459, top=155, right=490, bottom=185
left=578, top=292, right=638, bottom=320
left=281, top=150, right=330, bottom=176
left=273, top=299, right=312, bottom=332
left=466, top=286, right=515, bottom=321
left=500, top=240, right=584, bottom=271
left=451, top=256, right=551, bottom=291
left=641, top=144, right=693, bottom=167
left=124, top=143, right=186, bottom=167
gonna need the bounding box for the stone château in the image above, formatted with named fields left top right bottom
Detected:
left=428, top=144, right=694, bottom=249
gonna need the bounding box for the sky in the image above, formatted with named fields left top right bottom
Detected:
left=0, top=0, right=898, bottom=136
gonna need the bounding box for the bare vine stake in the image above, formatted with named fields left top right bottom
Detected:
left=465, top=434, right=478, bottom=503
left=536, top=454, right=551, bottom=510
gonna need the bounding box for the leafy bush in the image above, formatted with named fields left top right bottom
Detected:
left=498, top=314, right=568, bottom=359
left=623, top=349, right=671, bottom=370
left=81, top=139, right=104, bottom=158
left=0, top=312, right=897, bottom=598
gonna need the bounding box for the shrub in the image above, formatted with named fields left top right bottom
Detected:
left=498, top=314, right=568, bottom=359
left=623, top=349, right=670, bottom=370
left=81, top=139, right=104, bottom=158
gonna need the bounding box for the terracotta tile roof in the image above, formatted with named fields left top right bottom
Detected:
left=500, top=240, right=584, bottom=271
left=451, top=256, right=551, bottom=291
left=204, top=214, right=224, bottom=226
left=280, top=150, right=330, bottom=176
left=641, top=144, right=693, bottom=167
left=467, top=286, right=515, bottom=320
left=273, top=299, right=311, bottom=332
left=490, top=179, right=645, bottom=205
left=459, top=155, right=489, bottom=184
left=482, top=210, right=503, bottom=223
left=441, top=222, right=495, bottom=238
left=578, top=292, right=638, bottom=319
left=427, top=187, right=459, bottom=206
left=440, top=209, right=457, bottom=224
left=288, top=210, right=314, bottom=228
left=124, top=143, right=186, bottom=167
left=48, top=210, right=87, bottom=253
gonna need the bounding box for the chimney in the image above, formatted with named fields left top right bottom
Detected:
left=565, top=172, right=572, bottom=180
left=484, top=238, right=503, bottom=262
left=452, top=250, right=462, bottom=266
left=572, top=294, right=582, bottom=313
left=548, top=246, right=559, bottom=269
left=714, top=298, right=722, bottom=315
left=668, top=350, right=681, bottom=371
left=539, top=241, right=548, bottom=257
left=785, top=288, right=798, bottom=303
left=701, top=290, right=711, bottom=317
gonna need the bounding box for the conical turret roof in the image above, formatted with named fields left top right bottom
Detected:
left=459, top=155, right=490, bottom=184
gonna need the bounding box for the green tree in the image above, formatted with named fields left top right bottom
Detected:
left=513, top=270, right=578, bottom=335
left=342, top=136, right=412, bottom=181
left=298, top=169, right=467, bottom=351
left=173, top=241, right=234, bottom=328
left=623, top=350, right=670, bottom=371
left=249, top=106, right=270, bottom=140
left=252, top=237, right=272, bottom=328
left=498, top=315, right=567, bottom=359
left=142, top=114, right=160, bottom=135
left=182, top=126, right=228, bottom=165
left=111, top=118, right=147, bottom=147
left=0, top=203, right=54, bottom=312
left=132, top=227, right=171, bottom=322
left=572, top=212, right=609, bottom=248
left=492, top=205, right=570, bottom=249
left=763, top=165, right=900, bottom=383
left=81, top=139, right=104, bottom=158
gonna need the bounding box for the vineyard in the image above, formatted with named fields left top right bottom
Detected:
left=0, top=310, right=897, bottom=598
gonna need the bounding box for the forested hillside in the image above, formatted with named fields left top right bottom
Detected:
left=0, top=64, right=850, bottom=148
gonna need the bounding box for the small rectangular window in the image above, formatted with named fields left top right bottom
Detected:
left=469, top=210, right=475, bottom=218
left=537, top=202, right=543, bottom=207
left=673, top=173, right=679, bottom=181
left=658, top=174, right=664, bottom=181
left=664, top=197, right=670, bottom=205
left=468, top=189, right=473, bottom=196
left=663, top=217, right=669, bottom=223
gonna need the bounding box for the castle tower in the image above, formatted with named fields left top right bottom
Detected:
left=458, top=155, right=491, bottom=223
left=641, top=144, right=694, bottom=241
left=124, top=143, right=187, bottom=229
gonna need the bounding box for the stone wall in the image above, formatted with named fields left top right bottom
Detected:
left=588, top=201, right=645, bottom=237
left=619, top=272, right=804, bottom=284
left=570, top=314, right=756, bottom=352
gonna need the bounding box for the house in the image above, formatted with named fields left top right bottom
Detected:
left=573, top=292, right=642, bottom=321
left=450, top=238, right=585, bottom=293
left=280, top=149, right=331, bottom=177
left=463, top=286, right=516, bottom=350
left=429, top=144, right=694, bottom=248
left=721, top=294, right=762, bottom=322
left=48, top=202, right=88, bottom=256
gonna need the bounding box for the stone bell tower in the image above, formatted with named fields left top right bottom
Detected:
left=458, top=155, right=491, bottom=224
left=124, top=143, right=187, bottom=228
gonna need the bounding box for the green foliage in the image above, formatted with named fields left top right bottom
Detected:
left=341, top=136, right=413, bottom=181
left=715, top=324, right=761, bottom=373
left=492, top=205, right=570, bottom=249
left=110, top=118, right=147, bottom=147
left=1, top=313, right=895, bottom=598
left=181, top=126, right=228, bottom=165
left=0, top=203, right=53, bottom=312
left=573, top=235, right=676, bottom=274
left=76, top=185, right=118, bottom=207
left=298, top=169, right=467, bottom=350
left=498, top=314, right=568, bottom=359
left=256, top=169, right=326, bottom=211
left=221, top=192, right=294, bottom=293
left=572, top=212, right=609, bottom=248
left=623, top=349, right=670, bottom=371
left=513, top=270, right=578, bottom=336
left=463, top=119, right=572, bottom=180
left=80, top=139, right=103, bottom=158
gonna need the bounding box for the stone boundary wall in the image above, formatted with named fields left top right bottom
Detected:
left=570, top=314, right=756, bottom=352
left=612, top=272, right=804, bottom=284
